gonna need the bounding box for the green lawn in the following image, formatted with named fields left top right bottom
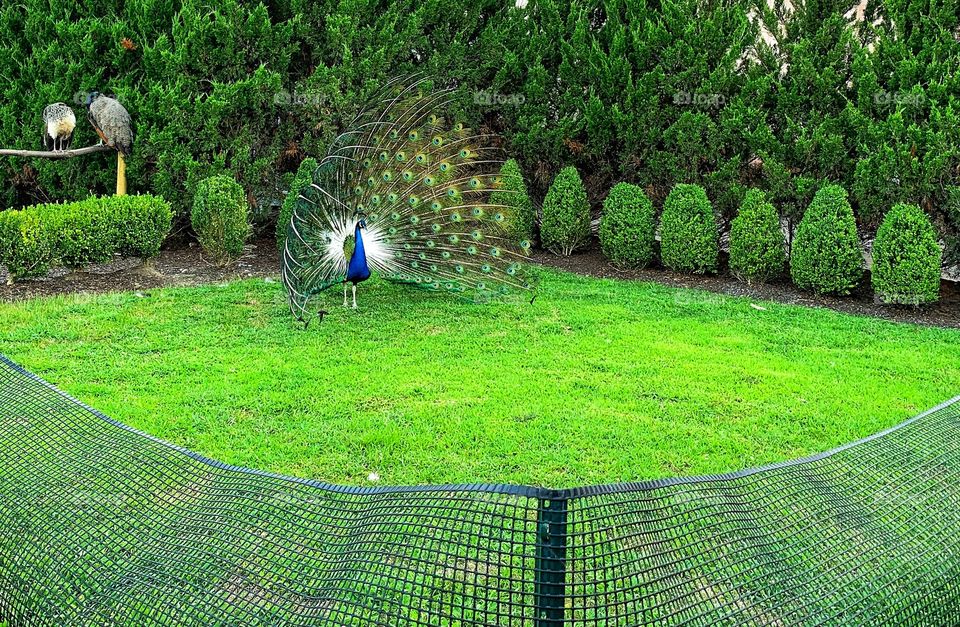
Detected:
left=1, top=267, right=958, bottom=488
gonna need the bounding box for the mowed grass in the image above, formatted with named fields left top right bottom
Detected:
left=1, top=267, right=958, bottom=488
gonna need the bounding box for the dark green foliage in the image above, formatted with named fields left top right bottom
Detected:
left=729, top=189, right=786, bottom=283
left=192, top=176, right=250, bottom=265
left=599, top=183, right=655, bottom=268
left=872, top=203, right=941, bottom=305
left=790, top=184, right=863, bottom=295
left=0, top=195, right=171, bottom=281
left=489, top=159, right=535, bottom=244
left=660, top=184, right=718, bottom=274
left=540, top=166, right=590, bottom=256
left=278, top=158, right=317, bottom=252
left=0, top=0, right=957, bottom=254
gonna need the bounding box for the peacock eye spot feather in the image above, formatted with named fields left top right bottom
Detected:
left=367, top=177, right=376, bottom=187
left=408, top=131, right=419, bottom=141
left=431, top=223, right=441, bottom=233
left=490, top=247, right=501, bottom=257
left=371, top=195, right=381, bottom=205
left=454, top=123, right=464, bottom=131
left=455, top=265, right=464, bottom=273
left=390, top=130, right=400, bottom=139
left=471, top=207, right=483, bottom=217
left=396, top=151, right=406, bottom=162
left=424, top=176, right=435, bottom=186
left=459, top=149, right=471, bottom=159
left=402, top=171, right=413, bottom=182
left=450, top=213, right=461, bottom=222
left=411, top=261, right=419, bottom=268
left=494, top=213, right=504, bottom=222
left=415, top=153, right=426, bottom=163
left=471, top=230, right=482, bottom=240
left=391, top=212, right=400, bottom=220
left=383, top=172, right=393, bottom=181
left=418, top=252, right=427, bottom=260
left=448, top=235, right=460, bottom=244
left=431, top=201, right=443, bottom=212
left=520, top=240, right=532, bottom=250
left=379, top=151, right=389, bottom=162
left=447, top=188, right=459, bottom=198
left=482, top=264, right=492, bottom=273
left=388, top=193, right=399, bottom=203
left=432, top=136, right=443, bottom=146
left=426, top=240, right=435, bottom=248
left=439, top=162, right=450, bottom=172
left=467, top=245, right=478, bottom=255
left=477, top=282, right=487, bottom=290
left=408, top=196, right=420, bottom=206
left=388, top=227, right=397, bottom=235
left=362, top=158, right=372, bottom=168
left=469, top=177, right=481, bottom=189
left=409, top=230, right=417, bottom=238
left=410, top=215, right=420, bottom=224
left=403, top=243, right=412, bottom=250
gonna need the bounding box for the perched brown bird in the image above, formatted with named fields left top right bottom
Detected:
left=85, top=92, right=133, bottom=156
left=42, top=103, right=76, bottom=151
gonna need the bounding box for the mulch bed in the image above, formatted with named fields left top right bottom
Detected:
left=533, top=247, right=960, bottom=329
left=2, top=238, right=957, bottom=328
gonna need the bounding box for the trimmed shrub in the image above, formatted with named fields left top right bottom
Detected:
left=790, top=184, right=863, bottom=295
left=659, top=184, right=719, bottom=274
left=0, top=195, right=171, bottom=281
left=729, top=189, right=787, bottom=283
left=0, top=211, right=51, bottom=281
left=278, top=157, right=317, bottom=252
left=192, top=175, right=250, bottom=265
left=599, top=183, right=655, bottom=268
left=41, top=203, right=115, bottom=270
left=540, top=166, right=590, bottom=256
left=872, top=203, right=941, bottom=305
left=108, top=196, right=175, bottom=260
left=489, top=158, right=535, bottom=244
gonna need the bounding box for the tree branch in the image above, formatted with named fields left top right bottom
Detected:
left=0, top=144, right=114, bottom=160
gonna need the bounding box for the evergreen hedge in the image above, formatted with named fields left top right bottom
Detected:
left=192, top=176, right=250, bottom=266
left=489, top=159, right=535, bottom=244
left=0, top=195, right=172, bottom=282
left=790, top=185, right=863, bottom=295
left=541, top=166, right=590, bottom=256
left=660, top=184, right=718, bottom=274
left=599, top=183, right=655, bottom=268
left=872, top=203, right=941, bottom=305
left=0, top=0, right=956, bottom=259
left=729, top=189, right=786, bottom=283
left=278, top=157, right=317, bottom=252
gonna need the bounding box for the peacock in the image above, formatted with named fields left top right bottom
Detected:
left=280, top=77, right=537, bottom=324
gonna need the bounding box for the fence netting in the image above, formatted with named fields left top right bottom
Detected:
left=0, top=355, right=959, bottom=626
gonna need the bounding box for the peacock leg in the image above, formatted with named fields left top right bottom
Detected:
left=352, top=284, right=357, bottom=309
left=343, top=284, right=349, bottom=307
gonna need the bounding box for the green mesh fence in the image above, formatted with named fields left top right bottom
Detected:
left=1, top=354, right=959, bottom=625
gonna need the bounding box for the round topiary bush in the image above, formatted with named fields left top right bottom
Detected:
left=192, top=175, right=250, bottom=266
left=541, top=166, right=590, bottom=256
left=790, top=184, right=863, bottom=295
left=729, top=188, right=786, bottom=283
left=599, top=182, right=655, bottom=268
left=659, top=183, right=718, bottom=274
left=871, top=203, right=941, bottom=305
left=489, top=158, right=535, bottom=244
left=278, top=157, right=317, bottom=252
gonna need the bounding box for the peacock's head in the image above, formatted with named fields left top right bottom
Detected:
left=354, top=209, right=367, bottom=229
left=84, top=91, right=100, bottom=107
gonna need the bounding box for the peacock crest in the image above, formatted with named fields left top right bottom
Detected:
left=281, top=76, right=537, bottom=323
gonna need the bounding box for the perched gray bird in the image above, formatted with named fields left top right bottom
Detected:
left=41, top=103, right=76, bottom=151
left=85, top=92, right=133, bottom=157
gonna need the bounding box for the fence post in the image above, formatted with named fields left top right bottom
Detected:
left=534, top=492, right=568, bottom=625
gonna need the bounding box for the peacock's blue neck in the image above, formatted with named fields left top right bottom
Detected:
left=346, top=221, right=371, bottom=284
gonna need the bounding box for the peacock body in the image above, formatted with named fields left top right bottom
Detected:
left=281, top=77, right=537, bottom=322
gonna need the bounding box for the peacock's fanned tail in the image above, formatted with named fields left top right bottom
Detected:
left=281, top=77, right=538, bottom=321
